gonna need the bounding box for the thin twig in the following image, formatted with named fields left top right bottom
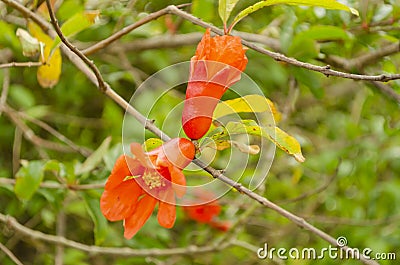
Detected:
left=164, top=5, right=400, bottom=82
left=0, top=177, right=105, bottom=190
left=0, top=242, right=24, bottom=265
left=0, top=0, right=50, bottom=32
left=112, top=0, right=138, bottom=32
left=0, top=61, right=43, bottom=69
left=369, top=81, right=400, bottom=104
left=45, top=0, right=107, bottom=92
left=279, top=173, right=336, bottom=204
left=82, top=7, right=170, bottom=55
left=4, top=107, right=77, bottom=153
left=3, top=0, right=399, bottom=84
left=305, top=214, right=400, bottom=227
left=344, top=42, right=399, bottom=71
left=12, top=127, right=22, bottom=175
left=104, top=31, right=280, bottom=53
left=0, top=213, right=228, bottom=256
left=15, top=108, right=92, bottom=157
left=0, top=68, right=10, bottom=116
left=55, top=204, right=66, bottom=265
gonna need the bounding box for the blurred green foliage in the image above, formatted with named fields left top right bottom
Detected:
left=0, top=0, right=399, bottom=264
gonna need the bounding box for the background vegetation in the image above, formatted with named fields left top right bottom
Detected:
left=0, top=0, right=399, bottom=264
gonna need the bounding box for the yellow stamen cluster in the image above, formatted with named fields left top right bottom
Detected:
left=142, top=170, right=165, bottom=189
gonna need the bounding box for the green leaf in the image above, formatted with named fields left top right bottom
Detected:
left=297, top=25, right=350, bottom=41
left=211, top=120, right=305, bottom=162
left=288, top=37, right=319, bottom=60
left=81, top=192, right=108, bottom=245
left=219, top=0, right=240, bottom=24
left=213, top=94, right=282, bottom=122
left=231, top=0, right=359, bottom=29
left=51, top=10, right=99, bottom=51
left=192, top=0, right=215, bottom=22
left=291, top=67, right=324, bottom=98
left=142, top=138, right=163, bottom=152
left=25, top=105, right=51, bottom=119
left=14, top=161, right=45, bottom=200
left=103, top=143, right=122, bottom=172
left=9, top=84, right=36, bottom=108
left=0, top=21, right=20, bottom=50
left=76, top=136, right=111, bottom=175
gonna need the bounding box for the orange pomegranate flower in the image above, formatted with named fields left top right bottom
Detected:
left=182, top=28, right=248, bottom=140
left=100, top=138, right=195, bottom=239
left=182, top=190, right=231, bottom=232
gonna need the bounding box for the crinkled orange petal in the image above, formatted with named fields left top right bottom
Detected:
left=157, top=188, right=176, bottom=228
left=100, top=180, right=141, bottom=221
left=123, top=194, right=157, bottom=239
left=105, top=155, right=141, bottom=190
left=195, top=28, right=211, bottom=60
left=194, top=28, right=247, bottom=72
left=169, top=165, right=186, bottom=198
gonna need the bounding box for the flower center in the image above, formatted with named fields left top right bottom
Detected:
left=142, top=170, right=165, bottom=189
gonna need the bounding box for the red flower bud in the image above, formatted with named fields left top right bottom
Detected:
left=182, top=28, right=248, bottom=140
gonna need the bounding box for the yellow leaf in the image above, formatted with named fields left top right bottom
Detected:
left=28, top=22, right=62, bottom=88
left=271, top=127, right=305, bottom=163
left=211, top=120, right=305, bottom=162
left=213, top=94, right=281, bottom=122
left=51, top=10, right=100, bottom=50
left=36, top=0, right=56, bottom=19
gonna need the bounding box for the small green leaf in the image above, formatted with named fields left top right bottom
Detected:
left=142, top=138, right=164, bottom=152
left=51, top=10, right=100, bottom=50
left=14, top=161, right=45, bottom=200
left=213, top=94, right=282, bottom=122
left=81, top=192, right=108, bottom=245
left=231, top=0, right=358, bottom=29
left=44, top=160, right=61, bottom=172
left=76, top=136, right=111, bottom=175
left=219, top=0, right=241, bottom=24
